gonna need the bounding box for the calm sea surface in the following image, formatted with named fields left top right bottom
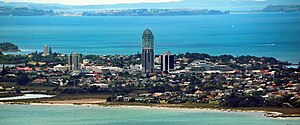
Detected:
left=0, top=13, right=299, bottom=63
left=0, top=104, right=299, bottom=125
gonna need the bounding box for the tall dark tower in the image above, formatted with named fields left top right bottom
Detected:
left=68, top=52, right=80, bottom=71
left=142, top=29, right=154, bottom=73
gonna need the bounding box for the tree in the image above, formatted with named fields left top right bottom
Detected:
left=0, top=42, right=19, bottom=52
left=16, top=74, right=30, bottom=85
left=1, top=65, right=8, bottom=76
left=203, top=82, right=221, bottom=91
left=221, top=93, right=264, bottom=107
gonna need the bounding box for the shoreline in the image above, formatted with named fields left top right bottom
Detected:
left=1, top=100, right=299, bottom=118
left=0, top=101, right=272, bottom=113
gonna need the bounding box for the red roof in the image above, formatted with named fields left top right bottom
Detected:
left=17, top=67, right=33, bottom=71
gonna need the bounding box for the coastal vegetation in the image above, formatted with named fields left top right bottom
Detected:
left=0, top=42, right=19, bottom=52
left=0, top=52, right=66, bottom=64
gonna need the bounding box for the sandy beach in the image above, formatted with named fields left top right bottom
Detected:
left=46, top=99, right=106, bottom=104
left=0, top=100, right=268, bottom=113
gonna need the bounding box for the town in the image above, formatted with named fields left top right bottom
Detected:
left=0, top=29, right=300, bottom=109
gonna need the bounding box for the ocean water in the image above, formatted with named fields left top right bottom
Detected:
left=0, top=104, right=299, bottom=125
left=0, top=12, right=300, bottom=63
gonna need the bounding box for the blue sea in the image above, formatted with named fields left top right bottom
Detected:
left=0, top=12, right=300, bottom=63
left=0, top=104, right=299, bottom=125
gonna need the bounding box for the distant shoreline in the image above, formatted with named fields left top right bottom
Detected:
left=1, top=11, right=300, bottom=17
left=0, top=101, right=272, bottom=114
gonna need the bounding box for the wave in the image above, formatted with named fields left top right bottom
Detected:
left=265, top=43, right=276, bottom=46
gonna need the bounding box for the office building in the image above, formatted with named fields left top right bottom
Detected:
left=141, top=29, right=154, bottom=73
left=43, top=45, right=49, bottom=56
left=160, top=52, right=175, bottom=72
left=68, top=52, right=80, bottom=71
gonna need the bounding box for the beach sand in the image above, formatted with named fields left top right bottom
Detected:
left=46, top=99, right=106, bottom=104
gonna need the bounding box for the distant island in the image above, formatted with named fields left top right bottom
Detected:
left=0, top=7, right=229, bottom=16
left=0, top=7, right=54, bottom=16
left=0, top=42, right=20, bottom=52
left=2, top=3, right=300, bottom=16
left=262, top=5, right=300, bottom=12
left=82, top=9, right=229, bottom=16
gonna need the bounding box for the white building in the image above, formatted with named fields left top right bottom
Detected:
left=43, top=45, right=49, bottom=56
left=53, top=64, right=68, bottom=72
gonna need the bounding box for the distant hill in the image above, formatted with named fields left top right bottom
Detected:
left=262, top=5, right=300, bottom=12
left=0, top=42, right=20, bottom=52
left=0, top=1, right=70, bottom=10
left=83, top=9, right=229, bottom=16
left=2, top=0, right=300, bottom=11
left=0, top=6, right=228, bottom=16
left=0, top=6, right=54, bottom=16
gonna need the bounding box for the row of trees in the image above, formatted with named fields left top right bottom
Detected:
left=183, top=52, right=290, bottom=66
left=220, top=92, right=300, bottom=108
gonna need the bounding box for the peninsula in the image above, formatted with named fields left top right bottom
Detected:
left=0, top=42, right=20, bottom=52
left=262, top=5, right=300, bottom=12
left=0, top=29, right=300, bottom=117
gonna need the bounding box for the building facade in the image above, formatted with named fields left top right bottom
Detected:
left=68, top=52, right=80, bottom=71
left=160, top=52, right=175, bottom=72
left=141, top=29, right=154, bottom=73
left=43, top=45, right=49, bottom=56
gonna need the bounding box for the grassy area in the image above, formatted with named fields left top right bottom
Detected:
left=0, top=82, right=56, bottom=91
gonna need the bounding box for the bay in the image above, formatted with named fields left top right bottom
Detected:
left=0, top=12, right=299, bottom=63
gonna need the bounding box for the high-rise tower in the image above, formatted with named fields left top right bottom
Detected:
left=43, top=45, right=49, bottom=56
left=68, top=52, right=80, bottom=71
left=141, top=29, right=154, bottom=73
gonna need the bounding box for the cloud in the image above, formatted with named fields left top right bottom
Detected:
left=2, top=0, right=182, bottom=5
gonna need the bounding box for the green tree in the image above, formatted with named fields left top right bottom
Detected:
left=1, top=65, right=8, bottom=76
left=16, top=74, right=30, bottom=85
